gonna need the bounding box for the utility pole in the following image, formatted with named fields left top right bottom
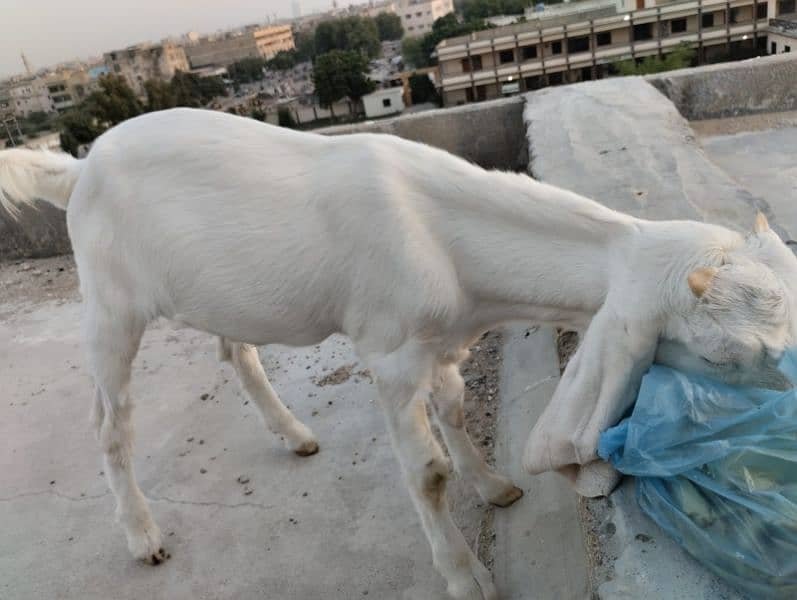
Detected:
left=21, top=51, right=33, bottom=76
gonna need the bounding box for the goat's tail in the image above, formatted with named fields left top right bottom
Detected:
left=0, top=148, right=83, bottom=216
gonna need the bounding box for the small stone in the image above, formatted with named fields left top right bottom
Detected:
left=50, top=480, right=55, bottom=485
left=237, top=475, right=250, bottom=484
left=199, top=439, right=204, bottom=445
left=187, top=437, right=194, bottom=442
left=243, top=487, right=253, bottom=496
left=312, top=410, right=319, bottom=416
left=200, top=393, right=209, bottom=401
left=200, top=468, right=207, bottom=474
left=302, top=491, right=308, bottom=497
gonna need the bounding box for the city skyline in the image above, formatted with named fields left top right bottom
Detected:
left=0, top=0, right=333, bottom=79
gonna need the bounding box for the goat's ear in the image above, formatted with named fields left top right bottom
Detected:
left=754, top=212, right=770, bottom=234
left=522, top=305, right=658, bottom=475
left=687, top=267, right=717, bottom=298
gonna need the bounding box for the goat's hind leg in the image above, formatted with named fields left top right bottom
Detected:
left=87, top=304, right=167, bottom=564
left=220, top=338, right=318, bottom=456
left=432, top=363, right=523, bottom=507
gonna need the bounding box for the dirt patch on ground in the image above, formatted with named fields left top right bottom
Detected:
left=556, top=329, right=579, bottom=374
left=313, top=364, right=372, bottom=386
left=0, top=255, right=79, bottom=317
left=690, top=110, right=797, bottom=137
left=459, top=330, right=503, bottom=569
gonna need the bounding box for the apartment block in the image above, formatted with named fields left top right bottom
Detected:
left=184, top=25, right=295, bottom=69
left=104, top=42, right=190, bottom=98
left=437, top=0, right=788, bottom=106
left=400, top=0, right=455, bottom=37
left=767, top=2, right=797, bottom=52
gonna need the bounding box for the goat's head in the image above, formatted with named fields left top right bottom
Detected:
left=658, top=213, right=796, bottom=390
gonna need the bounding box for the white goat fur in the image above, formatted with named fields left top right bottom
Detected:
left=3, top=108, right=796, bottom=600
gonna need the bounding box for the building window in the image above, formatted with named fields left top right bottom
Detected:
left=462, top=55, right=483, bottom=72
left=756, top=2, right=768, bottom=19
left=499, top=49, right=515, bottom=63
left=596, top=31, right=612, bottom=46
left=778, top=0, right=796, bottom=14
left=701, top=12, right=715, bottom=27
left=771, top=41, right=777, bottom=53
left=632, top=22, right=653, bottom=41
left=551, top=40, right=562, bottom=54
left=524, top=75, right=543, bottom=90
left=548, top=72, right=564, bottom=85
left=671, top=18, right=687, bottom=33
left=522, top=45, right=538, bottom=59
left=465, top=87, right=474, bottom=102
left=113, top=64, right=121, bottom=73
left=567, top=36, right=590, bottom=54
left=476, top=85, right=487, bottom=101
left=382, top=98, right=392, bottom=107
left=787, top=45, right=793, bottom=53
left=729, top=7, right=742, bottom=23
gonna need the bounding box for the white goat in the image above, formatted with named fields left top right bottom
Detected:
left=2, top=108, right=795, bottom=600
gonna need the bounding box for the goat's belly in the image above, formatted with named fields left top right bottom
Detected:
left=172, top=309, right=338, bottom=347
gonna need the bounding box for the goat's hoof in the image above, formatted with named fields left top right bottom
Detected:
left=294, top=440, right=319, bottom=457
left=145, top=547, right=171, bottom=565
left=488, top=485, right=524, bottom=508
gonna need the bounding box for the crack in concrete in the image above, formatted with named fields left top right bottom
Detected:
left=148, top=494, right=275, bottom=511
left=0, top=489, right=110, bottom=503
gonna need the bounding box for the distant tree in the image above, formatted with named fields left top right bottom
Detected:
left=227, top=57, right=267, bottom=83
left=88, top=75, right=144, bottom=125
left=293, top=29, right=317, bottom=62
left=313, top=50, right=375, bottom=111
left=251, top=108, right=266, bottom=121
left=144, top=79, right=177, bottom=111
left=409, top=72, right=440, bottom=105
left=404, top=14, right=493, bottom=67
left=267, top=50, right=298, bottom=71
left=375, top=13, right=404, bottom=40
left=277, top=107, right=298, bottom=128
left=314, top=16, right=381, bottom=58
left=613, top=42, right=695, bottom=75
left=58, top=108, right=104, bottom=157
left=401, top=37, right=428, bottom=68
left=170, top=71, right=226, bottom=106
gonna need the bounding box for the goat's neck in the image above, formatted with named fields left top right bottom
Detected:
left=430, top=170, right=635, bottom=325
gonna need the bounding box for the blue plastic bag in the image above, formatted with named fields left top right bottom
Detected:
left=598, top=350, right=797, bottom=599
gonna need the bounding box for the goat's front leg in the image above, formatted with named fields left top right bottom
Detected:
left=221, top=339, right=319, bottom=456
left=431, top=363, right=523, bottom=508
left=372, top=350, right=497, bottom=600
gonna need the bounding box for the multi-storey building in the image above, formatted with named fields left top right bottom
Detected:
left=183, top=25, right=295, bottom=69
left=400, top=0, right=455, bottom=37
left=104, top=42, right=190, bottom=98
left=436, top=0, right=790, bottom=106
left=767, top=5, right=797, bottom=52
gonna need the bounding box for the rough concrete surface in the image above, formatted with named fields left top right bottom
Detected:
left=701, top=126, right=797, bottom=239
left=1, top=256, right=505, bottom=600
left=494, top=325, right=589, bottom=600
left=524, top=77, right=781, bottom=234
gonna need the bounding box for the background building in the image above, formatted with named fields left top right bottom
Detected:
left=767, top=6, right=797, bottom=52
left=184, top=25, right=295, bottom=69
left=436, top=0, right=780, bottom=106
left=362, top=86, right=405, bottom=117
left=104, top=42, right=189, bottom=97
left=399, top=0, right=454, bottom=37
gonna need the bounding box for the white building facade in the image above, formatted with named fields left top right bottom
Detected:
left=362, top=86, right=405, bottom=117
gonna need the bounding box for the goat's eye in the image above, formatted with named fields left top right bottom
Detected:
left=701, top=356, right=725, bottom=367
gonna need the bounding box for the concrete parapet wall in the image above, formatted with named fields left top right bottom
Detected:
left=317, top=97, right=529, bottom=172
left=648, top=53, right=797, bottom=121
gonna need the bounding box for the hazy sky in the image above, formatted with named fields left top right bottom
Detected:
left=1, top=0, right=333, bottom=79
